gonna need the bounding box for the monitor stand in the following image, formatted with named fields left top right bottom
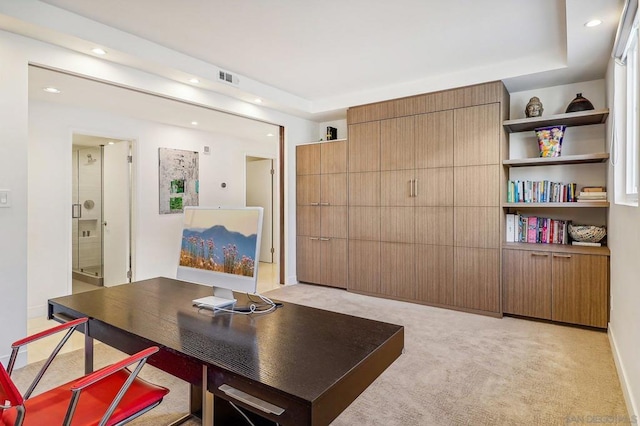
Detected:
left=192, top=287, right=237, bottom=310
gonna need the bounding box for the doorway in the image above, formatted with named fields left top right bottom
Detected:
left=245, top=155, right=280, bottom=292
left=72, top=134, right=133, bottom=292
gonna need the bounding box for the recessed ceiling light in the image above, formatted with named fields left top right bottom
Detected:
left=189, top=78, right=200, bottom=84
left=585, top=19, right=602, bottom=27
left=267, top=133, right=274, bottom=137
left=254, top=98, right=263, bottom=104
left=108, top=141, right=115, bottom=145
left=191, top=121, right=198, bottom=126
left=43, top=87, right=61, bottom=94
left=92, top=48, right=107, bottom=55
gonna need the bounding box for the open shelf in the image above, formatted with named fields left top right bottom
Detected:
left=503, top=242, right=610, bottom=256
left=503, top=202, right=609, bottom=208
left=503, top=109, right=609, bottom=133
left=503, top=152, right=609, bottom=167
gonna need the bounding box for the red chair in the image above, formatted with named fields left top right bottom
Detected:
left=0, top=317, right=169, bottom=425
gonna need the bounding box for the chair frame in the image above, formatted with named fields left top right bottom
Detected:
left=1, top=317, right=164, bottom=426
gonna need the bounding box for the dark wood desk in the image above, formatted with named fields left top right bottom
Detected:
left=48, top=277, right=404, bottom=425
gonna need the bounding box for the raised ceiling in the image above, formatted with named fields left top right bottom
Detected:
left=1, top=0, right=625, bottom=120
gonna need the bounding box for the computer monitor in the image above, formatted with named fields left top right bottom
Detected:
left=177, top=206, right=263, bottom=308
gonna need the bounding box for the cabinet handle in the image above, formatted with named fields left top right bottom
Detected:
left=553, top=253, right=572, bottom=258
left=530, top=252, right=549, bottom=257
left=320, top=202, right=330, bottom=206
left=309, top=202, right=319, bottom=206
left=319, top=238, right=330, bottom=241
left=414, top=179, right=418, bottom=197
left=408, top=180, right=413, bottom=197
left=309, top=237, right=319, bottom=241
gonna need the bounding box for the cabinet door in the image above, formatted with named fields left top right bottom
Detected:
left=320, top=206, right=348, bottom=239
left=320, top=173, right=347, bottom=206
left=454, top=247, right=500, bottom=312
left=348, top=207, right=380, bottom=241
left=296, top=144, right=321, bottom=175
left=380, top=242, right=415, bottom=300
left=348, top=240, right=381, bottom=294
left=349, top=172, right=380, bottom=206
left=552, top=253, right=608, bottom=328
left=381, top=170, right=414, bottom=206
left=415, top=110, right=454, bottom=169
left=296, top=205, right=320, bottom=237
left=296, top=175, right=320, bottom=206
left=321, top=140, right=347, bottom=174
left=414, top=167, right=453, bottom=207
left=380, top=116, right=415, bottom=171
left=415, top=244, right=454, bottom=306
left=453, top=103, right=500, bottom=167
left=349, top=122, right=380, bottom=173
left=380, top=207, right=415, bottom=243
left=415, top=207, right=453, bottom=246
left=502, top=249, right=552, bottom=319
left=320, top=238, right=348, bottom=288
left=297, top=236, right=321, bottom=284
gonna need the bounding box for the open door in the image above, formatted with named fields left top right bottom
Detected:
left=246, top=156, right=275, bottom=264
left=103, top=140, right=132, bottom=286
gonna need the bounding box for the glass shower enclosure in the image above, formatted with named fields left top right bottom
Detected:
left=72, top=145, right=104, bottom=286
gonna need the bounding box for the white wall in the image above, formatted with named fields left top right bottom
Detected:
left=605, top=59, right=640, bottom=419
left=28, top=100, right=282, bottom=316
left=318, top=119, right=348, bottom=142
left=0, top=29, right=317, bottom=365
left=0, top=31, right=29, bottom=367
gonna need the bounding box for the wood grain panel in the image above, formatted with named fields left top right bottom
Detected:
left=296, top=144, right=321, bottom=175
left=321, top=140, right=348, bottom=174
left=415, top=207, right=453, bottom=246
left=381, top=170, right=414, bottom=206
left=381, top=116, right=415, bottom=171
left=380, top=242, right=415, bottom=300
left=348, top=240, right=381, bottom=294
left=296, top=205, right=320, bottom=236
left=296, top=175, right=320, bottom=206
left=321, top=206, right=348, bottom=238
left=415, top=244, right=454, bottom=306
left=297, top=236, right=321, bottom=284
left=349, top=122, right=380, bottom=172
left=454, top=247, right=500, bottom=313
left=454, top=103, right=500, bottom=166
left=454, top=207, right=500, bottom=248
left=454, top=165, right=500, bottom=206
left=348, top=207, right=380, bottom=241
left=502, top=249, right=552, bottom=319
left=552, top=253, right=608, bottom=328
left=414, top=167, right=454, bottom=206
left=320, top=173, right=347, bottom=206
left=320, top=238, right=348, bottom=288
left=392, top=95, right=427, bottom=117
left=348, top=172, right=380, bottom=206
left=415, top=110, right=454, bottom=168
left=380, top=207, right=415, bottom=243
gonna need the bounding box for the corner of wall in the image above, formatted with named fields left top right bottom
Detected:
left=609, top=323, right=639, bottom=421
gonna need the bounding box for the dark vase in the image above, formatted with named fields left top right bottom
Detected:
left=565, top=93, right=594, bottom=113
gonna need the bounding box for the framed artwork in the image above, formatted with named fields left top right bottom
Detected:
left=158, top=148, right=199, bottom=214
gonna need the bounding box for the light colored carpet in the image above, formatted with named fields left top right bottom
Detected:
left=11, top=284, right=627, bottom=425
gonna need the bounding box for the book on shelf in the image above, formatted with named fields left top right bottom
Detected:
left=506, top=214, right=516, bottom=243
left=511, top=213, right=570, bottom=245
left=581, top=186, right=606, bottom=192
left=577, top=199, right=608, bottom=203
left=571, top=241, right=602, bottom=247
left=506, top=180, right=577, bottom=203
left=579, top=191, right=607, bottom=197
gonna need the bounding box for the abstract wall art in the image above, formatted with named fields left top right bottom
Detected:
left=158, top=148, right=199, bottom=214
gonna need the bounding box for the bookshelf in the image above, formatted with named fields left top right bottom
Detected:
left=501, top=106, right=610, bottom=328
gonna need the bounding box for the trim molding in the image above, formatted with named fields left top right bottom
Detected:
left=608, top=323, right=639, bottom=421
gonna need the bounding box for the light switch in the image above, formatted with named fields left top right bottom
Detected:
left=0, top=189, right=11, bottom=208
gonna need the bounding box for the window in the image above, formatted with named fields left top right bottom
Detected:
left=626, top=25, right=639, bottom=199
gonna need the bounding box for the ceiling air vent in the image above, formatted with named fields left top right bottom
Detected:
left=218, top=70, right=239, bottom=85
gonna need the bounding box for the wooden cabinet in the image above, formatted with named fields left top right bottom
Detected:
left=296, top=140, right=348, bottom=288
left=503, top=247, right=608, bottom=328
left=502, top=108, right=611, bottom=328
left=346, top=81, right=509, bottom=315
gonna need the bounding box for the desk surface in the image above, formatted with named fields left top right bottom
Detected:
left=49, top=277, right=404, bottom=425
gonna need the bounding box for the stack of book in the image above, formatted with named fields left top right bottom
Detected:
left=577, top=186, right=607, bottom=203
left=506, top=180, right=577, bottom=203
left=506, top=213, right=570, bottom=245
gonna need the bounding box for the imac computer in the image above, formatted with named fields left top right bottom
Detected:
left=177, top=206, right=263, bottom=309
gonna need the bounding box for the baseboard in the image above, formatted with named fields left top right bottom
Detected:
left=28, top=303, right=47, bottom=319
left=286, top=275, right=299, bottom=285
left=608, top=323, right=639, bottom=421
